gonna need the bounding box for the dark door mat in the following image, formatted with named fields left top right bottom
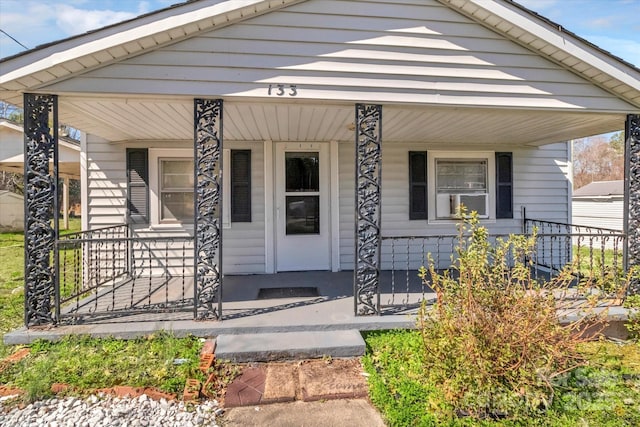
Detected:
left=257, top=287, right=320, bottom=299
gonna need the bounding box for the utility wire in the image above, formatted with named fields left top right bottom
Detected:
left=0, top=28, right=29, bottom=50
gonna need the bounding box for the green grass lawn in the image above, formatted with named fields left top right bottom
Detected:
left=0, top=333, right=238, bottom=402
left=363, top=330, right=640, bottom=427
left=573, top=245, right=623, bottom=275
left=0, top=218, right=81, bottom=358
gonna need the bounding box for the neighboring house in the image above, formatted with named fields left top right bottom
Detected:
left=0, top=119, right=81, bottom=229
left=0, top=190, right=23, bottom=232
left=1, top=0, right=639, bottom=325
left=572, top=180, right=624, bottom=232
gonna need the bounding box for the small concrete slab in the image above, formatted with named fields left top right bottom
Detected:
left=262, top=363, right=298, bottom=404
left=224, top=366, right=266, bottom=408
left=299, top=359, right=369, bottom=402
left=216, top=330, right=365, bottom=362
left=223, top=399, right=386, bottom=427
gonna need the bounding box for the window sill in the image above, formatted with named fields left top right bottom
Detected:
left=148, top=223, right=195, bottom=231
left=427, top=218, right=497, bottom=225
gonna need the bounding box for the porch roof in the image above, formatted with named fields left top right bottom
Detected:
left=0, top=119, right=81, bottom=178
left=0, top=0, right=639, bottom=145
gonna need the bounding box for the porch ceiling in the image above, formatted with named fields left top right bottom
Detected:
left=59, top=96, right=625, bottom=145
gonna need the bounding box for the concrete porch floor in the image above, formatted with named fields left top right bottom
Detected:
left=5, top=271, right=430, bottom=345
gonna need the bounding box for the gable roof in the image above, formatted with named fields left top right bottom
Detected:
left=439, top=0, right=640, bottom=108
left=1, top=0, right=638, bottom=110
left=0, top=0, right=302, bottom=106
left=573, top=180, right=624, bottom=198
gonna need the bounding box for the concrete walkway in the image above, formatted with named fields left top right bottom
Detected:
left=221, top=358, right=386, bottom=426
left=224, top=399, right=386, bottom=427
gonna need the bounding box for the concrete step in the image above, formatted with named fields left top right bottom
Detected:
left=215, top=330, right=365, bottom=362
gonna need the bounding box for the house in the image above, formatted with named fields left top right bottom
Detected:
left=0, top=119, right=81, bottom=229
left=572, top=180, right=624, bottom=232
left=0, top=0, right=638, bottom=327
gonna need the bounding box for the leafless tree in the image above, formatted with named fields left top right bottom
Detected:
left=573, top=135, right=624, bottom=189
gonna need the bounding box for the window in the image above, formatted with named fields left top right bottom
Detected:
left=427, top=151, right=497, bottom=220
left=435, top=159, right=488, bottom=218
left=144, top=148, right=252, bottom=227
left=159, top=159, right=194, bottom=223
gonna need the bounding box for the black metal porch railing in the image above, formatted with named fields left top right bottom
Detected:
left=52, top=218, right=628, bottom=321
left=381, top=219, right=628, bottom=312
left=55, top=225, right=194, bottom=323
left=524, top=218, right=627, bottom=295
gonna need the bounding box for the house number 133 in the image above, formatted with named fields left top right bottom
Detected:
left=268, top=84, right=297, bottom=96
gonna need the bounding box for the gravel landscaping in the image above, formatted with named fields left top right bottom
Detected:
left=0, top=393, right=222, bottom=427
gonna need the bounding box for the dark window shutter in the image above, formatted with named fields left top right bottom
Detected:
left=495, top=152, right=513, bottom=219
left=409, top=151, right=428, bottom=220
left=126, top=148, right=149, bottom=224
left=231, top=150, right=251, bottom=222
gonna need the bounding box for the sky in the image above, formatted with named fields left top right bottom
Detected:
left=0, top=0, right=639, bottom=64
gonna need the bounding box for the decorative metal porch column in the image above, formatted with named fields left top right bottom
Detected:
left=354, top=104, right=382, bottom=315
left=23, top=93, right=59, bottom=326
left=194, top=98, right=223, bottom=319
left=625, top=114, right=640, bottom=294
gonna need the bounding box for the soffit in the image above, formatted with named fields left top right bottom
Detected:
left=57, top=96, right=624, bottom=146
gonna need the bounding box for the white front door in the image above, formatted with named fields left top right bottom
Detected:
left=275, top=142, right=330, bottom=271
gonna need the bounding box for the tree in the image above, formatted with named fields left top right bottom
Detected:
left=0, top=101, right=22, bottom=123
left=573, top=136, right=624, bottom=189
left=609, top=131, right=624, bottom=154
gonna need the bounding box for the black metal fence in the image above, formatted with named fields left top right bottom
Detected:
left=55, top=225, right=194, bottom=322
left=52, top=218, right=627, bottom=321
left=381, top=219, right=627, bottom=311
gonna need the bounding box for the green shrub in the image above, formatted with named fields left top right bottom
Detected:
left=417, top=212, right=614, bottom=421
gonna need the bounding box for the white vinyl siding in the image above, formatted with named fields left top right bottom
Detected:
left=83, top=135, right=266, bottom=274
left=338, top=141, right=570, bottom=270
left=41, top=0, right=632, bottom=113
left=85, top=133, right=127, bottom=227
left=572, top=199, right=624, bottom=231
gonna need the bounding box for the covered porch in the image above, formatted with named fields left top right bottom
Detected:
left=1, top=0, right=639, bottom=329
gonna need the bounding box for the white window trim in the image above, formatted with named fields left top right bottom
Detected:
left=148, top=148, right=230, bottom=229
left=428, top=151, right=496, bottom=223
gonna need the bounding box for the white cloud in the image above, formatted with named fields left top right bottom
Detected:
left=54, top=4, right=138, bottom=35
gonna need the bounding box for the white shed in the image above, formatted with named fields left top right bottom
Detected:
left=0, top=190, right=23, bottom=232
left=572, top=180, right=624, bottom=231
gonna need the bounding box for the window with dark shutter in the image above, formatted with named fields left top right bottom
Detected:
left=409, top=151, right=428, bottom=220
left=495, top=152, right=513, bottom=219
left=231, top=150, right=251, bottom=222
left=126, top=148, right=149, bottom=224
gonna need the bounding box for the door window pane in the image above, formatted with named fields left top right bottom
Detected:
left=286, top=152, right=319, bottom=192
left=286, top=196, right=319, bottom=235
